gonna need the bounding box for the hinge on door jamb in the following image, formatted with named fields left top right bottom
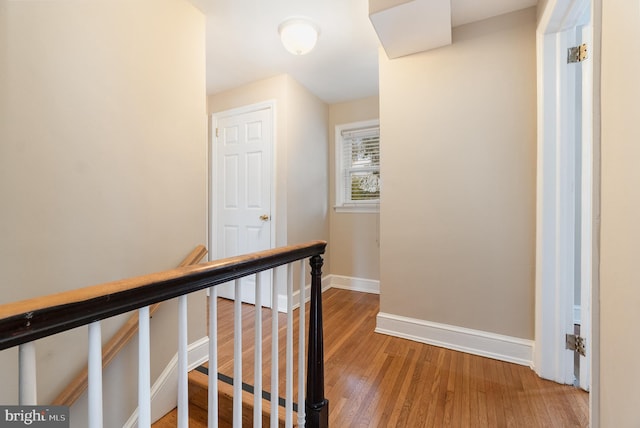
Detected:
left=566, top=333, right=586, bottom=356
left=215, top=128, right=219, bottom=138
left=568, top=44, right=588, bottom=63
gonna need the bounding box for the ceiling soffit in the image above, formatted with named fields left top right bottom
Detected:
left=369, top=0, right=452, bottom=59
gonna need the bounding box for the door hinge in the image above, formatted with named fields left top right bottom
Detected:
left=568, top=44, right=588, bottom=63
left=566, top=333, right=586, bottom=356
left=215, top=128, right=219, bottom=138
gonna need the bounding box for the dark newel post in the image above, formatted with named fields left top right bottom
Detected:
left=306, top=254, right=329, bottom=428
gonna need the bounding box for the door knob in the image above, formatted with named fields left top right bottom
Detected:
left=259, top=214, right=270, bottom=221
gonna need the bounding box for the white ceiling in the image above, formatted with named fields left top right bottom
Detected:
left=190, top=0, right=537, bottom=104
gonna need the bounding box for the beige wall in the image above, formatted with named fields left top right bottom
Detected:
left=285, top=78, right=330, bottom=252
left=0, top=1, right=207, bottom=426
left=329, top=96, right=380, bottom=280
left=599, top=1, right=640, bottom=426
left=378, top=8, right=536, bottom=339
left=208, top=75, right=330, bottom=290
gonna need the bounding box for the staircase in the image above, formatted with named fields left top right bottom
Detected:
left=2, top=241, right=328, bottom=428
left=153, top=366, right=292, bottom=427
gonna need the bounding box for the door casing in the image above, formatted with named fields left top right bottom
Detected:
left=535, top=0, right=596, bottom=419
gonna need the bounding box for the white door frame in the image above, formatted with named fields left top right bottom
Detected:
left=209, top=100, right=277, bottom=305
left=578, top=20, right=593, bottom=393
left=535, top=0, right=593, bottom=383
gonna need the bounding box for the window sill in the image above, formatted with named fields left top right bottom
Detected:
left=334, top=204, right=380, bottom=214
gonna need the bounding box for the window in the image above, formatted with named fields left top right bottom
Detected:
left=335, top=120, right=380, bottom=212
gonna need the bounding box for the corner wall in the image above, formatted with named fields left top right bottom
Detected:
left=285, top=78, right=330, bottom=256
left=0, top=1, right=207, bottom=426
left=599, top=1, right=640, bottom=426
left=378, top=8, right=537, bottom=341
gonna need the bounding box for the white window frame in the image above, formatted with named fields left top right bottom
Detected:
left=334, top=119, right=380, bottom=213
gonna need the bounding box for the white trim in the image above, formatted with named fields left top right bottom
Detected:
left=124, top=336, right=210, bottom=428
left=578, top=17, right=593, bottom=393
left=574, top=304, right=581, bottom=325
left=276, top=275, right=380, bottom=312
left=375, top=312, right=534, bottom=367
left=535, top=0, right=590, bottom=386
left=329, top=275, right=380, bottom=294
left=334, top=204, right=380, bottom=214
left=539, top=0, right=590, bottom=34
left=277, top=275, right=332, bottom=313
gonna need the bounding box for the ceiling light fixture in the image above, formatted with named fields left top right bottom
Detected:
left=278, top=18, right=319, bottom=55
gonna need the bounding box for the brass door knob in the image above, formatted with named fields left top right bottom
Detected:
left=259, top=214, right=270, bottom=221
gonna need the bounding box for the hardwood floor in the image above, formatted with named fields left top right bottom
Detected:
left=154, top=288, right=588, bottom=427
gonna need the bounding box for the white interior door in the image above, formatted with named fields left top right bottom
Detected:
left=211, top=104, right=274, bottom=306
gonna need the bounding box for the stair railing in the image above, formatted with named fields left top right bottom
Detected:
left=51, top=245, right=208, bottom=407
left=0, top=240, right=328, bottom=428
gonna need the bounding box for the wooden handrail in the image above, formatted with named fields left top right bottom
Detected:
left=0, top=241, right=327, bottom=351
left=51, top=245, right=208, bottom=406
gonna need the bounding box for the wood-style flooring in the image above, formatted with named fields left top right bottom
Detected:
left=153, top=288, right=588, bottom=427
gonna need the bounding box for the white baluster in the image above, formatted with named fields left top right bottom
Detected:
left=285, top=264, right=294, bottom=428
left=138, top=306, right=151, bottom=428
left=270, top=269, right=279, bottom=427
left=297, top=259, right=306, bottom=427
left=177, top=295, right=189, bottom=428
left=254, top=273, right=263, bottom=427
left=88, top=321, right=103, bottom=428
left=18, top=342, right=37, bottom=405
left=209, top=286, right=219, bottom=428
left=233, top=279, right=242, bottom=427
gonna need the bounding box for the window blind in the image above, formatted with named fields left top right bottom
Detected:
left=341, top=126, right=380, bottom=203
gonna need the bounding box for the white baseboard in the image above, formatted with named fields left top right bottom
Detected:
left=277, top=275, right=332, bottom=312
left=330, top=275, right=380, bottom=294
left=124, top=336, right=210, bottom=428
left=276, top=274, right=380, bottom=312
left=375, top=312, right=533, bottom=367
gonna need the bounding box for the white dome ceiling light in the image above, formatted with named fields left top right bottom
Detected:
left=278, top=18, right=320, bottom=55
